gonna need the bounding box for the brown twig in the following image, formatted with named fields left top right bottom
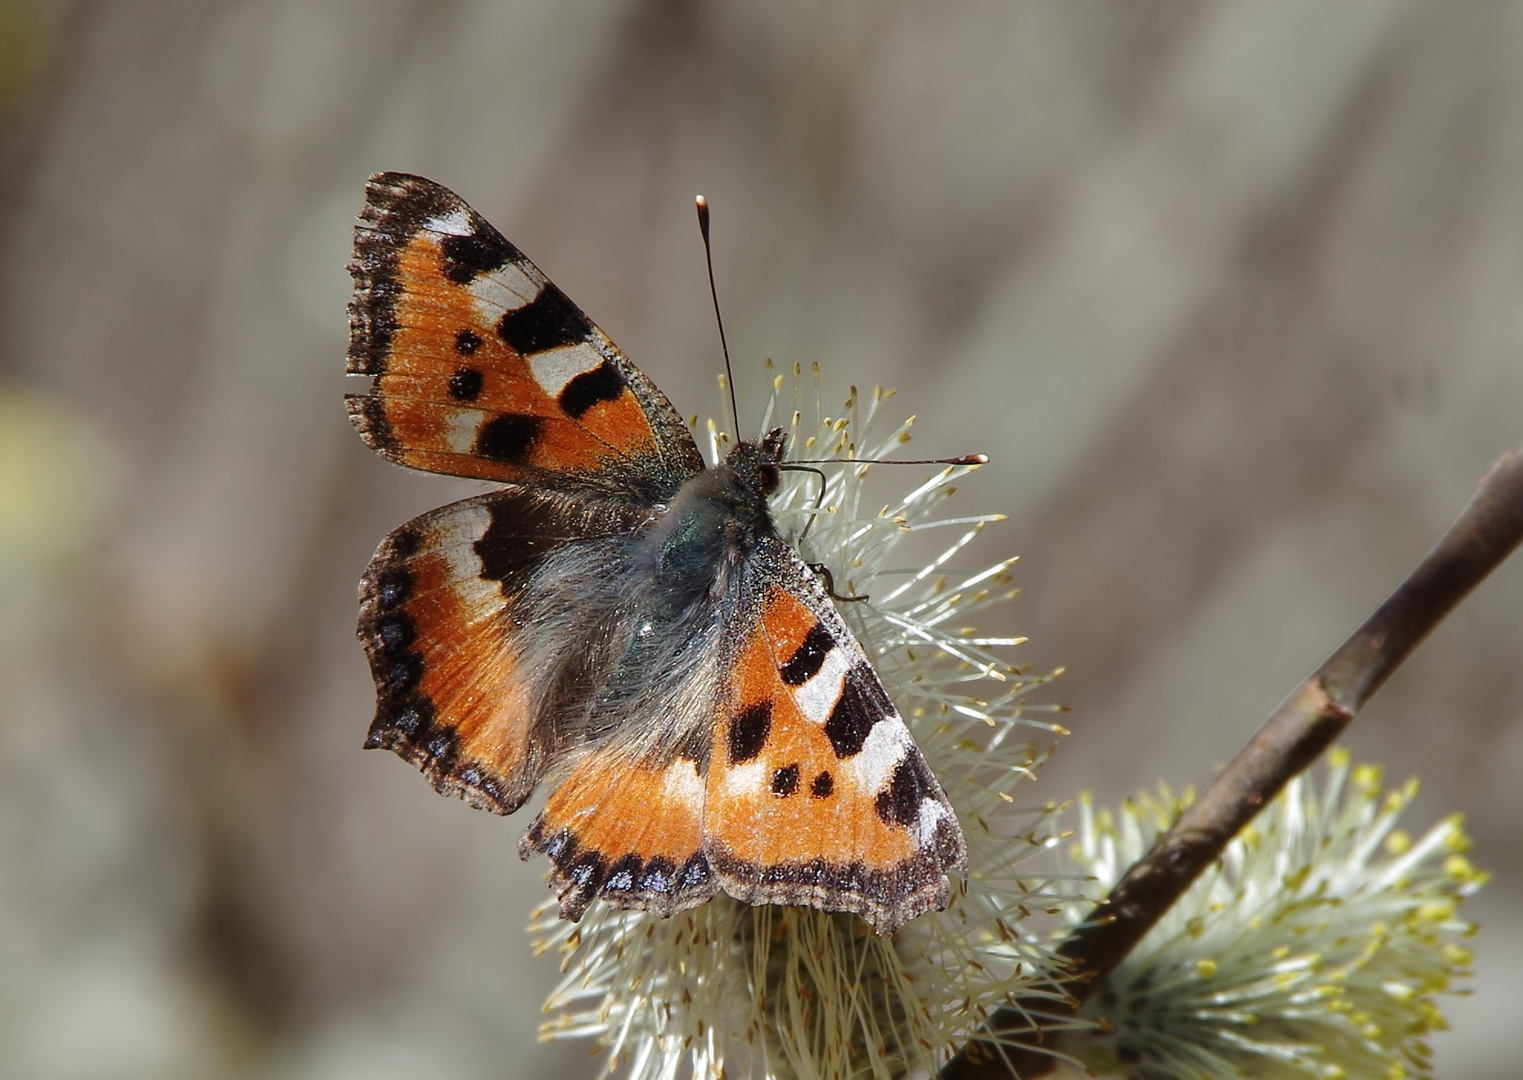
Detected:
left=942, top=447, right=1523, bottom=1080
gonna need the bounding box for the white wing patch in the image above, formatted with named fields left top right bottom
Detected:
left=849, top=717, right=912, bottom=792
left=467, top=261, right=541, bottom=317
left=433, top=501, right=502, bottom=622
left=661, top=758, right=705, bottom=809
left=721, top=758, right=767, bottom=798
left=529, top=342, right=607, bottom=397
left=428, top=208, right=473, bottom=236
left=443, top=406, right=482, bottom=453
left=791, top=646, right=852, bottom=724
left=913, top=797, right=949, bottom=845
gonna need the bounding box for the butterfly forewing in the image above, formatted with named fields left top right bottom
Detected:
left=702, top=541, right=965, bottom=934
left=348, top=172, right=703, bottom=498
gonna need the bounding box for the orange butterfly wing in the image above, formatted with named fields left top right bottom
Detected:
left=358, top=488, right=651, bottom=816
left=523, top=752, right=717, bottom=921
left=347, top=172, right=702, bottom=495
left=703, top=571, right=966, bottom=935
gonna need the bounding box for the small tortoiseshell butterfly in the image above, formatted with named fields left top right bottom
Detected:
left=347, top=173, right=965, bottom=935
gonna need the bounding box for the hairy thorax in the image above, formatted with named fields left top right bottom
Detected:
left=641, top=431, right=786, bottom=618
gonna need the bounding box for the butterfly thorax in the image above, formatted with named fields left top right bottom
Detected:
left=642, top=428, right=787, bottom=616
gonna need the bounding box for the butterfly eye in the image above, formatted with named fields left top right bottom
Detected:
left=757, top=462, right=781, bottom=495
left=760, top=427, right=789, bottom=460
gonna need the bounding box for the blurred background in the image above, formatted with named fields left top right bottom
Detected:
left=0, top=2, right=1519, bottom=1077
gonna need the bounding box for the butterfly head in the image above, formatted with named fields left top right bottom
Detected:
left=721, top=426, right=788, bottom=497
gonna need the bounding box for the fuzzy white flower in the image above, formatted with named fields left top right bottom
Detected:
left=1054, top=748, right=1487, bottom=1080
left=532, top=363, right=1069, bottom=1080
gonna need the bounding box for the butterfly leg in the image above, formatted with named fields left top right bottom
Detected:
left=780, top=463, right=828, bottom=544
left=807, top=562, right=867, bottom=603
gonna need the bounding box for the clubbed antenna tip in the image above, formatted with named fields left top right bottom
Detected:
left=695, top=194, right=737, bottom=435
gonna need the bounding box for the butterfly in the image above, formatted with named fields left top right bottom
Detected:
left=346, top=173, right=966, bottom=935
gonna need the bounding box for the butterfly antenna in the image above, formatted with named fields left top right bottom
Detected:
left=695, top=195, right=741, bottom=438
left=789, top=453, right=990, bottom=467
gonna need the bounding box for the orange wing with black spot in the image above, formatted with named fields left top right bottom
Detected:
left=701, top=544, right=966, bottom=935
left=522, top=751, right=718, bottom=921
left=347, top=172, right=703, bottom=497
left=357, top=487, right=652, bottom=818
left=511, top=537, right=966, bottom=936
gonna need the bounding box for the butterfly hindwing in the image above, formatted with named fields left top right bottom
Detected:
left=358, top=486, right=651, bottom=815
left=702, top=542, right=967, bottom=935
left=521, top=751, right=718, bottom=921
left=348, top=172, right=703, bottom=497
